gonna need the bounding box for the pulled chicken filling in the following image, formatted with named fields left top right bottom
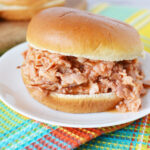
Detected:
left=22, top=47, right=146, bottom=112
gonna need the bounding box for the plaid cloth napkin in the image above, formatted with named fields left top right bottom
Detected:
left=0, top=3, right=150, bottom=150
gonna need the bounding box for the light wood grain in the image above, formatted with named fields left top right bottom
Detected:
left=0, top=21, right=28, bottom=54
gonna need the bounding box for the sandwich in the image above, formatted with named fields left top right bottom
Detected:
left=0, top=0, right=65, bottom=20
left=21, top=7, right=147, bottom=113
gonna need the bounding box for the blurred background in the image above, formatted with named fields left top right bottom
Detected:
left=88, top=0, right=150, bottom=9
left=0, top=0, right=149, bottom=55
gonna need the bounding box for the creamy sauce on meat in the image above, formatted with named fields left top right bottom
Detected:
left=22, top=47, right=146, bottom=112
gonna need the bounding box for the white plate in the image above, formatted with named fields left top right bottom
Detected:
left=0, top=43, right=150, bottom=128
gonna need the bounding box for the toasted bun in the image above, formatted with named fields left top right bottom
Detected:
left=0, top=0, right=65, bottom=20
left=27, top=7, right=144, bottom=61
left=21, top=69, right=122, bottom=113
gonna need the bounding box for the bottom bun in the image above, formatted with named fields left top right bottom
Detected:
left=22, top=70, right=122, bottom=113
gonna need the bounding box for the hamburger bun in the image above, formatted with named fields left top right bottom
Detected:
left=27, top=7, right=144, bottom=61
left=22, top=7, right=144, bottom=113
left=0, top=0, right=65, bottom=20
left=0, top=0, right=49, bottom=6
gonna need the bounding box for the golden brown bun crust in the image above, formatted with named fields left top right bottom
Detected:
left=0, top=0, right=52, bottom=6
left=21, top=66, right=122, bottom=113
left=27, top=7, right=144, bottom=61
left=0, top=9, right=42, bottom=21
left=0, top=0, right=65, bottom=21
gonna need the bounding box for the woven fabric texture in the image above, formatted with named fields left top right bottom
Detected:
left=0, top=3, right=150, bottom=150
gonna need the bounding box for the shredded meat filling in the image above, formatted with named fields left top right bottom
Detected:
left=22, top=47, right=146, bottom=112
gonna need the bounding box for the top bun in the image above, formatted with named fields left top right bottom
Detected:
left=27, top=7, right=144, bottom=61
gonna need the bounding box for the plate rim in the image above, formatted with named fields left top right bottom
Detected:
left=1, top=94, right=149, bottom=128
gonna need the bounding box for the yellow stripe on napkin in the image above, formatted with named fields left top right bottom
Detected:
left=91, top=3, right=109, bottom=14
